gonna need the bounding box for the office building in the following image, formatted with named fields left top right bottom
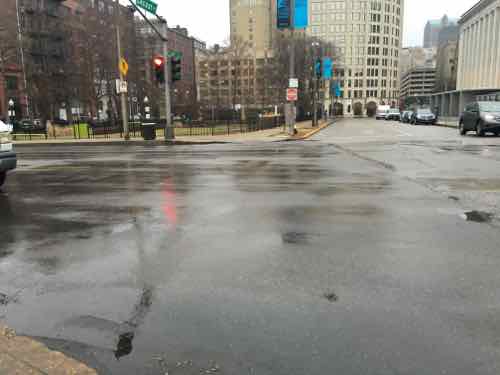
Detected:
left=400, top=67, right=436, bottom=102
left=229, top=0, right=274, bottom=58
left=308, top=0, right=404, bottom=116
left=423, top=15, right=457, bottom=48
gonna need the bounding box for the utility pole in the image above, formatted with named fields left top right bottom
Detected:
left=116, top=24, right=130, bottom=140
left=286, top=0, right=296, bottom=135
left=15, top=0, right=30, bottom=119
left=161, top=19, right=174, bottom=140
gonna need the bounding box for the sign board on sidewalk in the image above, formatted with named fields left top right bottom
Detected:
left=136, top=0, right=158, bottom=14
left=115, top=79, right=128, bottom=94
left=286, top=88, right=298, bottom=102
left=289, top=78, right=299, bottom=88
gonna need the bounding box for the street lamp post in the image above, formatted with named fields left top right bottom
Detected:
left=312, top=42, right=320, bottom=127
left=143, top=96, right=150, bottom=120
left=8, top=99, right=15, bottom=124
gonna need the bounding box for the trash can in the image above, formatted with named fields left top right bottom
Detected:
left=142, top=122, right=156, bottom=140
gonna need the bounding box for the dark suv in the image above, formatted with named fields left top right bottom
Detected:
left=459, top=101, right=500, bottom=136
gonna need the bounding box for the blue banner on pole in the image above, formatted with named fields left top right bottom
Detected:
left=335, top=83, right=341, bottom=97
left=322, top=57, right=333, bottom=80
left=277, top=0, right=291, bottom=29
left=294, top=0, right=308, bottom=29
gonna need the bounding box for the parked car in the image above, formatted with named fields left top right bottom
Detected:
left=459, top=101, right=500, bottom=136
left=411, top=108, right=436, bottom=125
left=0, top=120, right=17, bottom=188
left=385, top=109, right=401, bottom=121
left=376, top=105, right=390, bottom=120
left=401, top=111, right=413, bottom=123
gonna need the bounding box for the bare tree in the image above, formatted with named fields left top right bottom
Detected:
left=0, top=27, right=18, bottom=119
left=264, top=33, right=340, bottom=120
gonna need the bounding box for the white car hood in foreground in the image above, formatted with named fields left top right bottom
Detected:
left=0, top=120, right=13, bottom=133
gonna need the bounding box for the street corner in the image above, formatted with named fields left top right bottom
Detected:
left=0, top=324, right=98, bottom=375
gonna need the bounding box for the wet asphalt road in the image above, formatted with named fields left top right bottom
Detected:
left=2, top=118, right=500, bottom=374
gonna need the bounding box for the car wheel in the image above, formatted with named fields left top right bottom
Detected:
left=459, top=121, right=467, bottom=136
left=476, top=122, right=485, bottom=137
left=0, top=172, right=6, bottom=188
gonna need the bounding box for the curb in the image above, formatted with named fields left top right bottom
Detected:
left=287, top=120, right=335, bottom=141
left=13, top=139, right=232, bottom=147
left=435, top=123, right=458, bottom=129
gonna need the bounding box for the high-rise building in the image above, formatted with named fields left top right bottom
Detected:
left=229, top=0, right=274, bottom=58
left=308, top=0, right=404, bottom=116
left=423, top=15, right=457, bottom=48
left=400, top=47, right=436, bottom=75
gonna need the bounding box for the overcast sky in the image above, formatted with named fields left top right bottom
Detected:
left=154, top=0, right=479, bottom=48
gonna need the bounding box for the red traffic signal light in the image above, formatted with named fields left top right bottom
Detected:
left=153, top=56, right=165, bottom=84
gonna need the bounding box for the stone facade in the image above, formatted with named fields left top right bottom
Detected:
left=457, top=0, right=500, bottom=90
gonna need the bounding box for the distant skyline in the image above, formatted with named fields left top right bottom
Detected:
left=146, top=0, right=480, bottom=47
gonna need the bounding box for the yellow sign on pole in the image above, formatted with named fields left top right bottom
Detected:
left=119, top=58, right=129, bottom=77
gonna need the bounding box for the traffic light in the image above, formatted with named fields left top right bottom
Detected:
left=315, top=58, right=322, bottom=79
left=171, top=55, right=182, bottom=82
left=153, top=56, right=165, bottom=84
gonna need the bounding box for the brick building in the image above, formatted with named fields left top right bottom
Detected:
left=135, top=21, right=198, bottom=118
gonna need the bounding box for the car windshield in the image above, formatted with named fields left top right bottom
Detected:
left=417, top=109, right=432, bottom=114
left=479, top=102, right=500, bottom=112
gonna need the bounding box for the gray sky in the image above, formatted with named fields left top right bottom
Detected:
left=155, top=0, right=479, bottom=47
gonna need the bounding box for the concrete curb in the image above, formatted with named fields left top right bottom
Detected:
left=287, top=120, right=334, bottom=141
left=13, top=139, right=232, bottom=147
left=435, top=123, right=458, bottom=129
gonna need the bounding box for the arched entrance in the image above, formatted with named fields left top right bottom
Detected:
left=366, top=101, right=377, bottom=117
left=353, top=102, right=363, bottom=116
left=333, top=102, right=344, bottom=116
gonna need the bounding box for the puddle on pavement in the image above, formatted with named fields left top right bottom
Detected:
left=282, top=232, right=312, bottom=244
left=462, top=211, right=494, bottom=223
left=448, top=195, right=460, bottom=201
left=323, top=292, right=339, bottom=302
left=115, top=332, right=134, bottom=359
left=0, top=292, right=17, bottom=306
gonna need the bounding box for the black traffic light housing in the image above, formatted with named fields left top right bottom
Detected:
left=153, top=56, right=165, bottom=84
left=171, top=55, right=182, bottom=82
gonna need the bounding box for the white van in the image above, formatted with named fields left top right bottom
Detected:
left=375, top=105, right=391, bottom=120
left=0, top=120, right=16, bottom=188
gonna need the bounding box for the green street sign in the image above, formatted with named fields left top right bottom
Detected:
left=167, top=51, right=183, bottom=59
left=136, top=0, right=157, bottom=14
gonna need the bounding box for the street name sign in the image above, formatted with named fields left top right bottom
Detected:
left=136, top=0, right=158, bottom=14
left=289, top=78, right=299, bottom=88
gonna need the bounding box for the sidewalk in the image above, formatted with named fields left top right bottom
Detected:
left=0, top=324, right=97, bottom=374
left=13, top=120, right=333, bottom=146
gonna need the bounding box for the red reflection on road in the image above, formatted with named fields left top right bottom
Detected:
left=162, top=178, right=177, bottom=225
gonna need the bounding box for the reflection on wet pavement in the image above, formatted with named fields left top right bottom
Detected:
left=2, top=137, right=500, bottom=374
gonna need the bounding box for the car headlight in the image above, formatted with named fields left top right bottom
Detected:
left=484, top=114, right=495, bottom=121
left=0, top=132, right=12, bottom=144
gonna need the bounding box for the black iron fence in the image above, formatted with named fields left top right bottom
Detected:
left=12, top=115, right=285, bottom=141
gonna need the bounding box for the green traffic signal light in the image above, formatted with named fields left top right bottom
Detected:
left=171, top=56, right=182, bottom=82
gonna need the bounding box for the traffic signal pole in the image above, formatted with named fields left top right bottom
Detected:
left=162, top=20, right=174, bottom=140
left=125, top=0, right=173, bottom=140
left=116, top=25, right=130, bottom=140
left=286, top=0, right=296, bottom=135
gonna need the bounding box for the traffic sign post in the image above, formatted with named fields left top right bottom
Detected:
left=119, top=58, right=129, bottom=77
left=286, top=88, right=298, bottom=102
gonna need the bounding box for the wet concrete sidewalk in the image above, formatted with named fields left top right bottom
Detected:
left=13, top=119, right=331, bottom=146
left=0, top=324, right=97, bottom=374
